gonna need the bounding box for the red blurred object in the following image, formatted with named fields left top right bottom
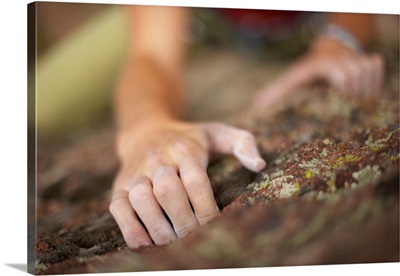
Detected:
left=218, top=8, right=304, bottom=36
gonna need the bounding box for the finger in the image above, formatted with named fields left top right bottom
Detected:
left=370, top=54, right=385, bottom=96
left=128, top=176, right=177, bottom=245
left=151, top=165, right=199, bottom=238
left=345, top=60, right=362, bottom=97
left=203, top=123, right=266, bottom=172
left=254, top=61, right=314, bottom=107
left=109, top=191, right=153, bottom=249
left=357, top=57, right=372, bottom=98
left=326, top=67, right=347, bottom=95
left=172, top=144, right=219, bottom=224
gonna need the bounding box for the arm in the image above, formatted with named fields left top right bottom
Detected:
left=110, top=6, right=266, bottom=249
left=254, top=12, right=384, bottom=107
left=114, top=6, right=187, bottom=130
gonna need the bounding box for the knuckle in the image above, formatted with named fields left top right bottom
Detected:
left=172, top=139, right=194, bottom=153
left=128, top=182, right=150, bottom=205
left=146, top=150, right=164, bottom=166
left=109, top=196, right=125, bottom=215
left=153, top=178, right=180, bottom=201
left=208, top=122, right=224, bottom=129
left=207, top=122, right=230, bottom=134
left=183, top=170, right=209, bottom=193
left=238, top=130, right=255, bottom=144
left=153, top=165, right=176, bottom=180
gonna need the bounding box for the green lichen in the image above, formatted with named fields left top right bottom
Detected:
left=352, top=165, right=381, bottom=186
left=248, top=174, right=270, bottom=192
left=274, top=155, right=287, bottom=165
left=323, top=138, right=334, bottom=145
left=277, top=182, right=299, bottom=198
left=35, top=261, right=51, bottom=271
left=293, top=153, right=300, bottom=162
left=267, top=175, right=298, bottom=198
left=298, top=158, right=322, bottom=176
left=319, top=148, right=328, bottom=157
left=247, top=197, right=255, bottom=205
left=325, top=171, right=336, bottom=192
left=365, top=130, right=394, bottom=150
left=271, top=169, right=284, bottom=178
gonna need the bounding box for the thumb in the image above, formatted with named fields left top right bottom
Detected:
left=201, top=122, right=266, bottom=172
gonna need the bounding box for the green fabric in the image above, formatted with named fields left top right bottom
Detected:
left=35, top=6, right=129, bottom=135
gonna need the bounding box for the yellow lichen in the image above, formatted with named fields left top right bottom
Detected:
left=333, top=154, right=361, bottom=168
left=344, top=154, right=361, bottom=162
left=294, top=182, right=300, bottom=189
left=304, top=170, right=313, bottom=178
left=333, top=156, right=344, bottom=168
left=263, top=182, right=269, bottom=189
left=391, top=155, right=399, bottom=161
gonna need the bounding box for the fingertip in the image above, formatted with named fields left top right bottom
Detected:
left=234, top=148, right=266, bottom=172
left=254, top=158, right=266, bottom=172
left=246, top=157, right=266, bottom=173
left=126, top=236, right=153, bottom=249
left=109, top=195, right=153, bottom=249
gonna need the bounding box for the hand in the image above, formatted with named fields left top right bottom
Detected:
left=253, top=38, right=385, bottom=108
left=109, top=118, right=266, bottom=248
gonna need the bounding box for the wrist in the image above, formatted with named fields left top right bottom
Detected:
left=116, top=114, right=182, bottom=155
left=314, top=23, right=363, bottom=53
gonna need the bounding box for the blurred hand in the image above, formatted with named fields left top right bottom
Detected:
left=109, top=118, right=266, bottom=249
left=254, top=38, right=385, bottom=108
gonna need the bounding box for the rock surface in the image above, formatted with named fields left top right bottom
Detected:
left=32, top=50, right=399, bottom=274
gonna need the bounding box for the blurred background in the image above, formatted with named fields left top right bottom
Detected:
left=29, top=2, right=399, bottom=136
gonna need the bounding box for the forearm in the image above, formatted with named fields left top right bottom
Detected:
left=114, top=6, right=189, bottom=132
left=114, top=57, right=186, bottom=131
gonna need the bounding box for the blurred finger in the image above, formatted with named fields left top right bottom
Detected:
left=326, top=67, right=347, bottom=95
left=346, top=60, right=363, bottom=97
left=109, top=191, right=153, bottom=249
left=357, top=56, right=372, bottom=98
left=370, top=53, right=385, bottom=96
left=128, top=176, right=177, bottom=245
left=254, top=60, right=315, bottom=107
